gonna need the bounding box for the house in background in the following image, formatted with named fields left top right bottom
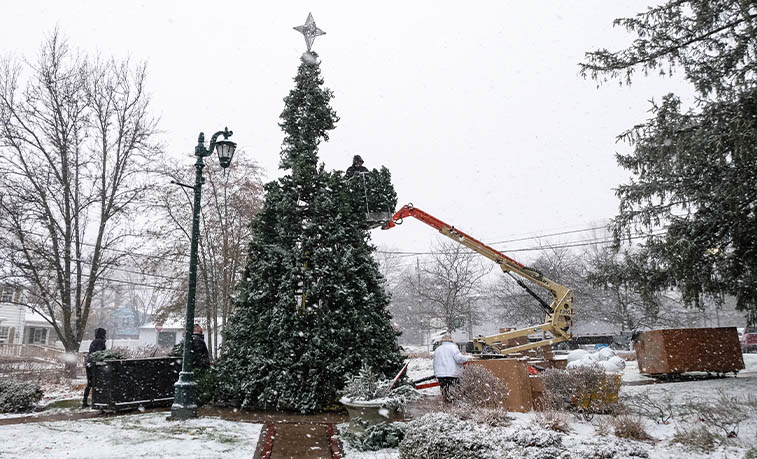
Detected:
left=138, top=318, right=224, bottom=349
left=111, top=306, right=142, bottom=339
left=0, top=284, right=56, bottom=346
left=139, top=319, right=185, bottom=348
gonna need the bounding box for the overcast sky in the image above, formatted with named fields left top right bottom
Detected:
left=2, top=1, right=694, bottom=264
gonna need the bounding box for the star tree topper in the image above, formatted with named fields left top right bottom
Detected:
left=293, top=13, right=325, bottom=52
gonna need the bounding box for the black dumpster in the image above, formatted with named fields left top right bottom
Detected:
left=92, top=357, right=182, bottom=412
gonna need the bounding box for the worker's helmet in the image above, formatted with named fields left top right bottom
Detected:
left=352, top=155, right=364, bottom=166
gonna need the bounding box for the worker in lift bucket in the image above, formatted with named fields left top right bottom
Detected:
left=433, top=334, right=473, bottom=403
left=345, top=154, right=369, bottom=178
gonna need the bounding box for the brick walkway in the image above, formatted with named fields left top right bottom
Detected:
left=196, top=407, right=347, bottom=459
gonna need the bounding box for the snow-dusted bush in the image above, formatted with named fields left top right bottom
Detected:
left=681, top=390, right=747, bottom=438
left=0, top=379, right=43, bottom=413
left=340, top=365, right=380, bottom=401
left=88, top=349, right=126, bottom=362
left=568, top=436, right=650, bottom=458
left=611, top=414, right=653, bottom=442
left=400, top=411, right=652, bottom=459
left=340, top=364, right=422, bottom=413
left=622, top=390, right=674, bottom=424
left=112, top=345, right=164, bottom=359
left=532, top=409, right=571, bottom=433
left=541, top=365, right=621, bottom=419
left=671, top=425, right=719, bottom=453
left=399, top=412, right=563, bottom=459
left=442, top=405, right=511, bottom=427
left=340, top=420, right=406, bottom=451
left=447, top=365, right=509, bottom=409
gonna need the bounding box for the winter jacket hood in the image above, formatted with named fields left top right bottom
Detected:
left=94, top=328, right=106, bottom=339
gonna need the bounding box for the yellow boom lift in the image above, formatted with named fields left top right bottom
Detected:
left=382, top=204, right=574, bottom=356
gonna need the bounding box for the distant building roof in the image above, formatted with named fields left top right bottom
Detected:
left=140, top=319, right=185, bottom=330
left=24, top=310, right=53, bottom=327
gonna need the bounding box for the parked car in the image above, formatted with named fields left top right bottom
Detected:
left=742, top=326, right=757, bottom=353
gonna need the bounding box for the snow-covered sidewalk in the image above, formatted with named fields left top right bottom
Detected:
left=0, top=412, right=262, bottom=458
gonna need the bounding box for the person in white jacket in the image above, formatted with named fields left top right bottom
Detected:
left=433, top=334, right=473, bottom=403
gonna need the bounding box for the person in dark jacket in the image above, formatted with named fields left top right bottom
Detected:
left=82, top=328, right=106, bottom=407
left=192, top=324, right=211, bottom=370
left=345, top=155, right=369, bottom=178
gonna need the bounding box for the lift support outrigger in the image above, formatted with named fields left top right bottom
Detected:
left=382, top=204, right=574, bottom=356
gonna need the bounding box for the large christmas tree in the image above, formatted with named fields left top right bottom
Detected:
left=217, top=51, right=403, bottom=412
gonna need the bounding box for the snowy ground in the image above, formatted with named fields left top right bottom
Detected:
left=341, top=353, right=757, bottom=459
left=2, top=354, right=755, bottom=458
left=0, top=412, right=262, bottom=459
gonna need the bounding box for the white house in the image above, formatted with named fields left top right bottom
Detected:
left=138, top=319, right=225, bottom=349
left=0, top=285, right=57, bottom=346
left=138, top=319, right=185, bottom=348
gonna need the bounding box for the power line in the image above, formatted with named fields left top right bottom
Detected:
left=98, top=275, right=183, bottom=292
left=380, top=229, right=668, bottom=270
left=69, top=257, right=182, bottom=282
left=487, top=224, right=609, bottom=245
left=3, top=228, right=190, bottom=265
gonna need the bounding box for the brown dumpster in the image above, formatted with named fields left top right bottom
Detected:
left=634, top=327, right=744, bottom=376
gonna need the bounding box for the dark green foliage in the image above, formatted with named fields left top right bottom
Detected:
left=0, top=379, right=43, bottom=413
left=88, top=350, right=126, bottom=362
left=346, top=166, right=397, bottom=217
left=585, top=246, right=664, bottom=331
left=168, top=341, right=215, bottom=406
left=341, top=421, right=407, bottom=451
left=217, top=52, right=403, bottom=412
left=580, top=1, right=757, bottom=95
left=195, top=368, right=217, bottom=407
left=582, top=1, right=757, bottom=323
left=169, top=341, right=183, bottom=358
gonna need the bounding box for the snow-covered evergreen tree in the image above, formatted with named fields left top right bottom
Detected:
left=217, top=52, right=402, bottom=412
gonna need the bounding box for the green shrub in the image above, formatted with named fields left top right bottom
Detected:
left=341, top=421, right=406, bottom=451
left=195, top=368, right=217, bottom=407
left=340, top=364, right=422, bottom=413
left=0, top=379, right=43, bottom=413
left=88, top=350, right=126, bottom=362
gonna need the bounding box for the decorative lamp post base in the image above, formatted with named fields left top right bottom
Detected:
left=169, top=372, right=198, bottom=419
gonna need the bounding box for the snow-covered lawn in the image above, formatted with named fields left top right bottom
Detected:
left=0, top=412, right=262, bottom=459
left=341, top=353, right=757, bottom=459
left=2, top=353, right=755, bottom=458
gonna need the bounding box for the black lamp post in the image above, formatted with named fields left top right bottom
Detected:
left=170, top=127, right=236, bottom=420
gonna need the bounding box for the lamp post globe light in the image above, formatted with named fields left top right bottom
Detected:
left=170, top=127, right=236, bottom=420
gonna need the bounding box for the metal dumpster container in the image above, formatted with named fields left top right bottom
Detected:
left=634, top=327, right=744, bottom=376
left=92, top=357, right=182, bottom=412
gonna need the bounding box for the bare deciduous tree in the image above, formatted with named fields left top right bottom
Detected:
left=492, top=244, right=587, bottom=329
left=0, top=30, right=160, bottom=374
left=150, top=155, right=264, bottom=358
left=406, top=239, right=491, bottom=335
